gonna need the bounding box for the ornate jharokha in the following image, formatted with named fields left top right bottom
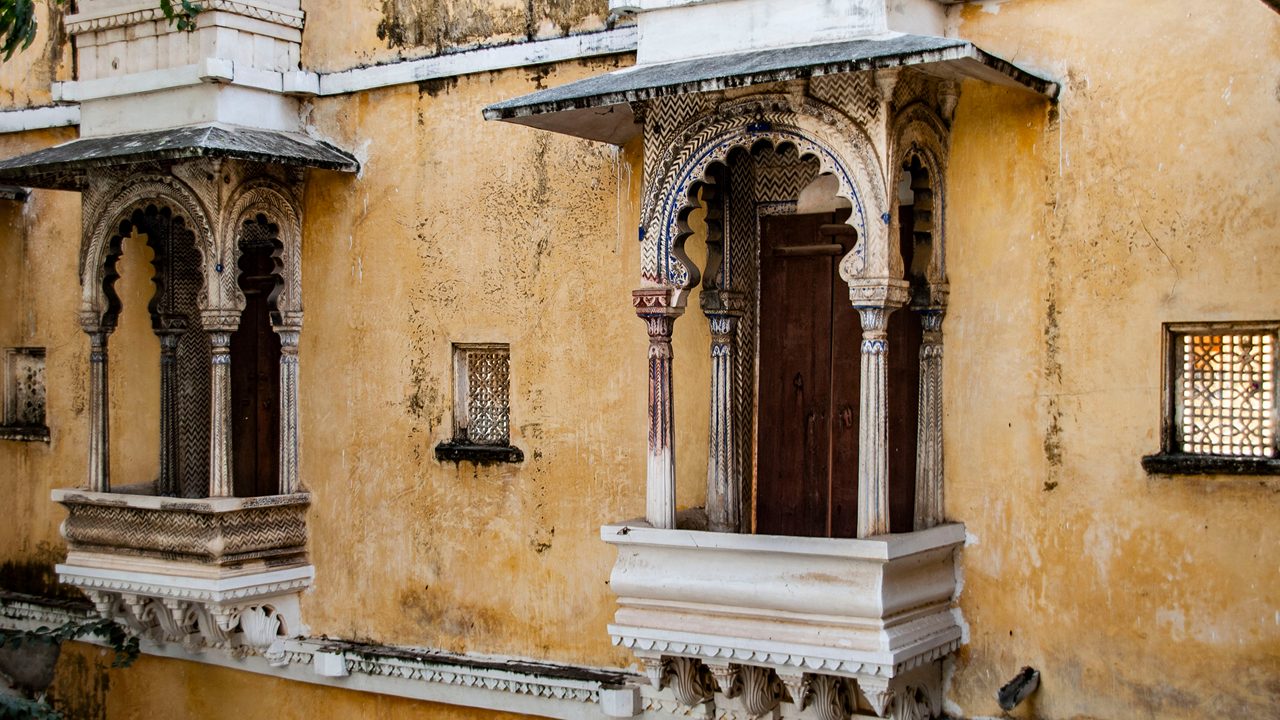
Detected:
left=608, top=68, right=960, bottom=720
left=52, top=158, right=319, bottom=654
left=634, top=67, right=952, bottom=542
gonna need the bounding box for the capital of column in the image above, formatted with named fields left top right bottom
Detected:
left=200, top=310, right=241, bottom=334
left=701, top=290, right=745, bottom=345
left=848, top=279, right=910, bottom=313
left=919, top=306, right=946, bottom=348
left=86, top=330, right=111, bottom=362
left=634, top=288, right=684, bottom=341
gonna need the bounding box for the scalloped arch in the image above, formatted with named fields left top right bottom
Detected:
left=222, top=179, right=303, bottom=320
left=81, top=176, right=214, bottom=328
left=641, top=94, right=888, bottom=291
left=891, top=101, right=950, bottom=288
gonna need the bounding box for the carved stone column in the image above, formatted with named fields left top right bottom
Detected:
left=855, top=305, right=895, bottom=538
left=277, top=326, right=301, bottom=495
left=703, top=292, right=744, bottom=533
left=85, top=327, right=113, bottom=492
left=914, top=309, right=945, bottom=529
left=204, top=316, right=237, bottom=498
left=634, top=288, right=683, bottom=530
left=157, top=331, right=182, bottom=496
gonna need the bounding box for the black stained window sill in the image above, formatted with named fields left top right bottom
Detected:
left=435, top=441, right=524, bottom=465
left=1142, top=452, right=1280, bottom=476
left=0, top=425, right=49, bottom=443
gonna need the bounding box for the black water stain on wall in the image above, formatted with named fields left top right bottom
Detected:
left=376, top=0, right=608, bottom=54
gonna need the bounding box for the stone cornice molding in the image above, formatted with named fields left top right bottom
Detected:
left=66, top=0, right=305, bottom=35
left=0, top=592, right=649, bottom=719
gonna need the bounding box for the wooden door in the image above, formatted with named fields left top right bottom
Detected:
left=230, top=248, right=280, bottom=497
left=756, top=212, right=862, bottom=538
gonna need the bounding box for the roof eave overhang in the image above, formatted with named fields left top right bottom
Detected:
left=0, top=124, right=361, bottom=191
left=483, top=37, right=1059, bottom=145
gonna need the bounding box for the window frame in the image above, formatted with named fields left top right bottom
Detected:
left=1, top=346, right=49, bottom=442
left=1144, top=320, right=1280, bottom=475
left=435, top=342, right=523, bottom=464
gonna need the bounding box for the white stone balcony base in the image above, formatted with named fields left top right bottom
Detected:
left=601, top=522, right=965, bottom=720
left=53, top=487, right=313, bottom=655
left=57, top=557, right=312, bottom=654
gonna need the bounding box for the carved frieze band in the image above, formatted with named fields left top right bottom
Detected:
left=66, top=0, right=305, bottom=35
left=630, top=649, right=947, bottom=720
left=59, top=501, right=309, bottom=563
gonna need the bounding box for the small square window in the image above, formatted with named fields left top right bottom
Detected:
left=1144, top=322, right=1279, bottom=474
left=2, top=347, right=49, bottom=442
left=435, top=344, right=522, bottom=464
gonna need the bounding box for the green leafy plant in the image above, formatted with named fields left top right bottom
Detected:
left=0, top=0, right=201, bottom=61
left=0, top=618, right=139, bottom=720
left=0, top=618, right=140, bottom=668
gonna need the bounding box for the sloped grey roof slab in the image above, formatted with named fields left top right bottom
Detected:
left=0, top=124, right=359, bottom=190
left=483, top=34, right=1058, bottom=144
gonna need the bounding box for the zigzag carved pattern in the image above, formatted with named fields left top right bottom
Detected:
left=809, top=72, right=880, bottom=129
left=62, top=502, right=308, bottom=561
left=893, top=68, right=933, bottom=111
left=753, top=146, right=821, bottom=204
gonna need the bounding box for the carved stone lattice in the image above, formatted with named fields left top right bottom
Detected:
left=1178, top=331, right=1276, bottom=456
left=3, top=347, right=45, bottom=427
left=465, top=348, right=511, bottom=445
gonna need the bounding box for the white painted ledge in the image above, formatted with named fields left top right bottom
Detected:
left=0, top=106, right=80, bottom=134
left=602, top=521, right=966, bottom=690
left=317, top=26, right=638, bottom=96
left=1, top=29, right=638, bottom=134
left=0, top=592, right=656, bottom=720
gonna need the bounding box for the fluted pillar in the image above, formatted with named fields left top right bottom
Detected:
left=277, top=326, right=301, bottom=494
left=855, top=306, right=894, bottom=537
left=914, top=309, right=945, bottom=529
left=705, top=309, right=742, bottom=533
left=85, top=328, right=113, bottom=492
left=156, top=332, right=182, bottom=496
left=207, top=326, right=235, bottom=497
left=634, top=288, right=683, bottom=530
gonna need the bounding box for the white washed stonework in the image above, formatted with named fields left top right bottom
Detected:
left=602, top=523, right=963, bottom=719
left=59, top=0, right=306, bottom=136
left=611, top=0, right=948, bottom=65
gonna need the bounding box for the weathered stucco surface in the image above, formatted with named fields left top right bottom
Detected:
left=301, top=0, right=614, bottom=72
left=0, top=128, right=81, bottom=599
left=292, top=54, right=710, bottom=665
left=1, top=0, right=1277, bottom=718
left=48, top=641, right=539, bottom=719
left=941, top=0, right=1280, bottom=717
left=0, top=2, right=69, bottom=111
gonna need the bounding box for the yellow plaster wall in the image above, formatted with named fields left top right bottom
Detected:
left=941, top=0, right=1280, bottom=717
left=0, top=3, right=70, bottom=111
left=5, top=1, right=1279, bottom=718
left=300, top=0, right=615, bottom=73
left=293, top=53, right=709, bottom=666
left=48, top=641, right=540, bottom=719
left=0, top=128, right=82, bottom=598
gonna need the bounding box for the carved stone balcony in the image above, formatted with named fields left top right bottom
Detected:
left=601, top=522, right=965, bottom=720
left=52, top=488, right=313, bottom=655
